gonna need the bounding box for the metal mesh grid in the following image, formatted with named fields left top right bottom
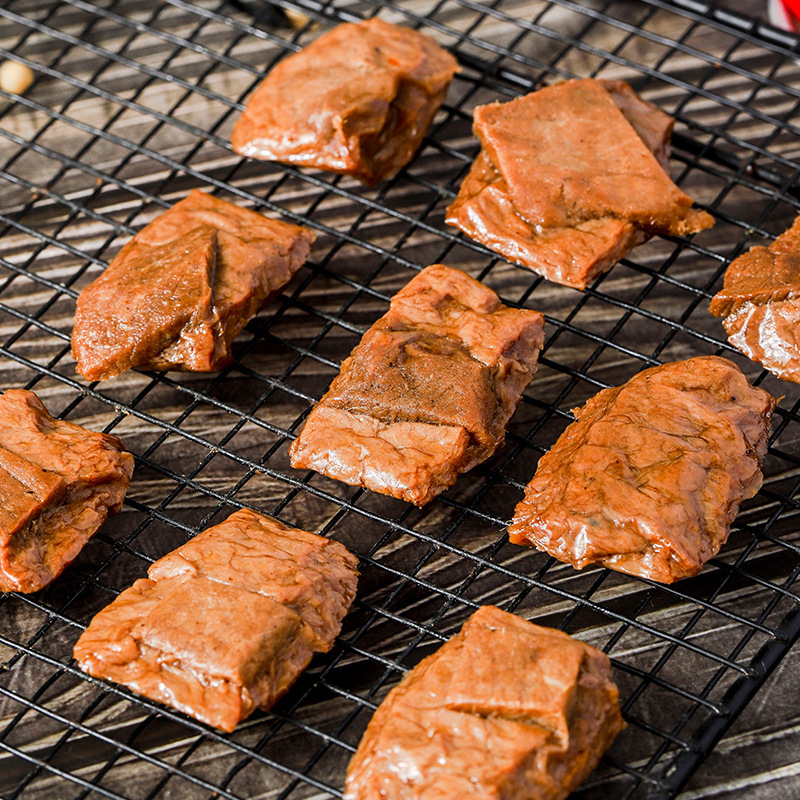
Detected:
left=1, top=0, right=800, bottom=797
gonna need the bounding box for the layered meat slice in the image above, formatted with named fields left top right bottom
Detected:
left=74, top=508, right=358, bottom=732
left=344, top=605, right=624, bottom=800
left=446, top=79, right=714, bottom=289
left=0, top=389, right=133, bottom=593
left=289, top=265, right=544, bottom=506
left=72, top=190, right=315, bottom=381
left=710, top=215, right=800, bottom=383
left=231, top=18, right=459, bottom=185
left=509, top=356, right=774, bottom=583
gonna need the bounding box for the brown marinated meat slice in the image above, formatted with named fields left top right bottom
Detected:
left=72, top=190, right=315, bottom=381
left=74, top=225, right=218, bottom=381
left=599, top=79, right=672, bottom=172
left=231, top=18, right=459, bottom=185
left=0, top=389, right=133, bottom=593
left=148, top=507, right=359, bottom=649
left=447, top=151, right=644, bottom=289
left=74, top=509, right=358, bottom=732
left=289, top=265, right=544, bottom=505
left=446, top=79, right=713, bottom=289
left=509, top=356, right=775, bottom=583
left=344, top=606, right=624, bottom=800
left=75, top=577, right=314, bottom=733
left=709, top=216, right=800, bottom=383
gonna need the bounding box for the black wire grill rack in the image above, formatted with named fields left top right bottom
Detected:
left=1, top=0, right=800, bottom=798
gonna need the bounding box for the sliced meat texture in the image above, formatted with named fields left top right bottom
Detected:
left=0, top=389, right=133, bottom=593
left=344, top=605, right=624, bottom=800
left=231, top=18, right=459, bottom=185
left=72, top=190, right=315, bottom=381
left=710, top=216, right=800, bottom=383
left=509, top=356, right=775, bottom=584
left=446, top=79, right=714, bottom=289
left=74, top=508, right=358, bottom=732
left=289, top=265, right=545, bottom=506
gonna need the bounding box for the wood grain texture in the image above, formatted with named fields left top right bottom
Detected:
left=0, top=0, right=799, bottom=798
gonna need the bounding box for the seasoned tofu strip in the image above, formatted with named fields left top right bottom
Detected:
left=72, top=190, right=315, bottom=381
left=344, top=606, right=624, bottom=800
left=74, top=509, right=358, bottom=732
left=446, top=79, right=714, bottom=289
left=231, top=18, right=459, bottom=185
left=0, top=389, right=133, bottom=593
left=509, top=356, right=775, bottom=583
left=290, top=264, right=544, bottom=506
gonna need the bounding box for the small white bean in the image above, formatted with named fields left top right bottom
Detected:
left=284, top=8, right=310, bottom=27
left=0, top=61, right=34, bottom=96
left=284, top=8, right=318, bottom=30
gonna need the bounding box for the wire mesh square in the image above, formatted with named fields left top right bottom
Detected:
left=1, top=0, right=800, bottom=798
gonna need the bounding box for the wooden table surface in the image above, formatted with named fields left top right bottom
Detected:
left=0, top=1, right=799, bottom=798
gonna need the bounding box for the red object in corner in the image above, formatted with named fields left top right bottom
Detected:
left=773, top=0, right=800, bottom=31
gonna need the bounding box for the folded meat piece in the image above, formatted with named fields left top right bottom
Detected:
left=72, top=190, right=315, bottom=381
left=231, top=18, right=459, bottom=185
left=74, top=508, right=358, bottom=732
left=289, top=265, right=544, bottom=505
left=344, top=605, right=624, bottom=800
left=0, top=389, right=133, bottom=593
left=509, top=356, right=775, bottom=583
left=446, top=79, right=714, bottom=289
left=710, top=216, right=800, bottom=383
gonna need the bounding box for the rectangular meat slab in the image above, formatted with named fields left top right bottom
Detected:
left=0, top=389, right=133, bottom=594
left=231, top=18, right=459, bottom=185
left=344, top=605, right=624, bottom=800
left=509, top=356, right=775, bottom=583
left=289, top=264, right=545, bottom=506
left=72, top=190, right=315, bottom=381
left=446, top=79, right=714, bottom=289
left=74, top=508, right=359, bottom=732
left=709, top=215, right=800, bottom=383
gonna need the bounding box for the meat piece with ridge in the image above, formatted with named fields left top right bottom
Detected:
left=508, top=356, right=775, bottom=583
left=231, top=18, right=459, bottom=185
left=289, top=264, right=545, bottom=506
left=344, top=605, right=624, bottom=800
left=0, top=389, right=133, bottom=593
left=74, top=508, right=358, bottom=732
left=710, top=215, right=800, bottom=383
left=72, top=190, right=315, bottom=381
left=446, top=78, right=714, bottom=289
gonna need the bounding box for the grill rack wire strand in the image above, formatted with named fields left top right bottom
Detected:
left=1, top=0, right=800, bottom=798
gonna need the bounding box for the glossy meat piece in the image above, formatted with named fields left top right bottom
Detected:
left=344, top=606, right=624, bottom=800
left=148, top=508, right=358, bottom=648
left=231, top=18, right=459, bottom=185
left=289, top=265, right=544, bottom=505
left=74, top=509, right=358, bottom=732
left=509, top=356, right=774, bottom=583
left=72, top=190, right=314, bottom=380
left=446, top=79, right=714, bottom=289
left=709, top=216, right=800, bottom=383
left=0, top=390, right=133, bottom=593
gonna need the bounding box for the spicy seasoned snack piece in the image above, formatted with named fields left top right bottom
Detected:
left=344, top=605, right=624, bottom=800
left=289, top=265, right=544, bottom=506
left=72, top=190, right=315, bottom=381
left=509, top=356, right=774, bottom=584
left=74, top=508, right=358, bottom=732
left=0, top=389, right=133, bottom=593
left=710, top=215, right=800, bottom=383
left=446, top=79, right=714, bottom=289
left=231, top=18, right=459, bottom=185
